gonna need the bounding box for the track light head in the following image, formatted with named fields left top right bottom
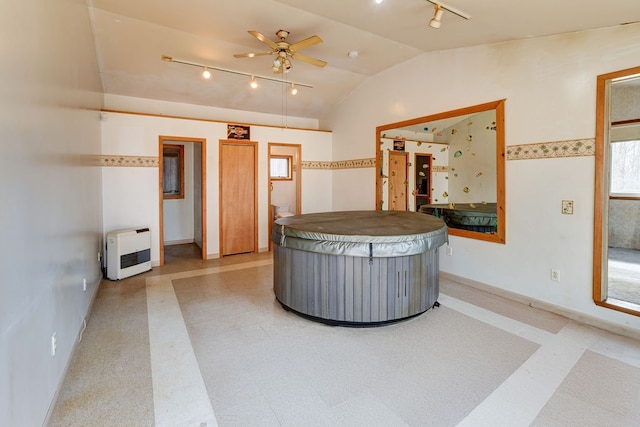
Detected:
left=429, top=5, right=444, bottom=29
left=290, top=83, right=297, bottom=95
left=250, top=76, right=258, bottom=89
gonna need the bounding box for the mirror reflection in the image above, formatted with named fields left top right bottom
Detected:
left=594, top=69, right=640, bottom=310
left=376, top=100, right=506, bottom=244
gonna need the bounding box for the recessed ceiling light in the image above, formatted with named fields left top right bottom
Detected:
left=348, top=50, right=359, bottom=59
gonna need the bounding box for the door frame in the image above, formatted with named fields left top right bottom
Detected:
left=158, top=136, right=207, bottom=266
left=219, top=139, right=258, bottom=256
left=593, top=65, right=640, bottom=317
left=268, top=143, right=302, bottom=250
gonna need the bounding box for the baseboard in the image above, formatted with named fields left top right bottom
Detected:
left=440, top=271, right=640, bottom=341
left=205, top=248, right=270, bottom=259
left=163, top=239, right=194, bottom=246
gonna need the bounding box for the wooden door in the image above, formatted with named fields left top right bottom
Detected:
left=219, top=140, right=258, bottom=256
left=388, top=150, right=408, bottom=211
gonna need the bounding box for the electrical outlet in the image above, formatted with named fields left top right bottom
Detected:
left=446, top=246, right=453, bottom=256
left=51, top=333, right=57, bottom=356
left=551, top=269, right=560, bottom=281
left=83, top=278, right=87, bottom=291
left=561, top=200, right=574, bottom=215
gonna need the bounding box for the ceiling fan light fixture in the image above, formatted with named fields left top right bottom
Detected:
left=429, top=5, right=444, bottom=29
left=202, top=67, right=211, bottom=79
left=234, top=30, right=326, bottom=74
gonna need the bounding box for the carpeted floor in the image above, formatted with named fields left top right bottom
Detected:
left=47, top=244, right=640, bottom=426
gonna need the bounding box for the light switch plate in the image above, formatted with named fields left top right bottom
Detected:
left=562, top=200, right=574, bottom=215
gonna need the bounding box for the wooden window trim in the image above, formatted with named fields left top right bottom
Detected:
left=270, top=155, right=293, bottom=181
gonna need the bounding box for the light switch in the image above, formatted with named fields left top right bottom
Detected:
left=562, top=200, right=574, bottom=215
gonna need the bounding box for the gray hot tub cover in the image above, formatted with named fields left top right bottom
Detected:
left=272, top=210, right=448, bottom=258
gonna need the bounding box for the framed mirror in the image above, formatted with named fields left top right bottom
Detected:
left=376, top=99, right=506, bottom=244
left=593, top=66, right=640, bottom=316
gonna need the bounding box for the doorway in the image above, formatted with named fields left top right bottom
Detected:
left=158, top=136, right=207, bottom=266
left=219, top=139, right=258, bottom=256
left=268, top=143, right=302, bottom=250
left=593, top=66, right=640, bottom=316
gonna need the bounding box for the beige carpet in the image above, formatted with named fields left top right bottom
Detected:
left=46, top=246, right=640, bottom=426
left=173, top=266, right=539, bottom=426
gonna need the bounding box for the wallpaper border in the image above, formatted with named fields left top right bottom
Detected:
left=99, top=139, right=595, bottom=169
left=98, top=155, right=160, bottom=167
left=506, top=138, right=595, bottom=160
left=302, top=158, right=376, bottom=170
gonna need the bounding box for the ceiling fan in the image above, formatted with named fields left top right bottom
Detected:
left=234, top=30, right=327, bottom=73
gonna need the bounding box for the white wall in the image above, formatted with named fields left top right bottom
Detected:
left=0, top=0, right=104, bottom=425
left=101, top=107, right=332, bottom=260
left=325, top=23, right=640, bottom=333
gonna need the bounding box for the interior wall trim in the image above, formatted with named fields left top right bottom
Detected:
left=98, top=139, right=595, bottom=169
left=98, top=155, right=159, bottom=167
left=302, top=158, right=375, bottom=170
left=506, top=138, right=595, bottom=160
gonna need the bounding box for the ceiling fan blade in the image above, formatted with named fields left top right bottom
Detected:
left=288, top=35, right=323, bottom=52
left=248, top=30, right=278, bottom=50
left=290, top=52, right=327, bottom=68
left=233, top=51, right=273, bottom=58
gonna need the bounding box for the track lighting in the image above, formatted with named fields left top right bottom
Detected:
left=425, top=1, right=471, bottom=29
left=290, top=83, right=297, bottom=95
left=429, top=4, right=444, bottom=29
left=250, top=76, right=258, bottom=89
left=161, top=55, right=313, bottom=89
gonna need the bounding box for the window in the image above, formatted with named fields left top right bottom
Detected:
left=163, top=144, right=184, bottom=199
left=270, top=156, right=292, bottom=180
left=610, top=139, right=640, bottom=197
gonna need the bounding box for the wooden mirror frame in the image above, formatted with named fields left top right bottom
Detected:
left=376, top=99, right=506, bottom=244
left=593, top=65, right=640, bottom=316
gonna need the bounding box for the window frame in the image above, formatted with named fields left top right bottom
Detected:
left=609, top=139, right=640, bottom=200
left=269, top=155, right=293, bottom=181
left=162, top=144, right=185, bottom=199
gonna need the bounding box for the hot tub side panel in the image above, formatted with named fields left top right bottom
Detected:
left=273, top=245, right=439, bottom=324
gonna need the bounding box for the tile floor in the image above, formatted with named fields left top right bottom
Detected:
left=48, top=245, right=640, bottom=426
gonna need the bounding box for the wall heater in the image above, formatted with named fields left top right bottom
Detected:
left=106, top=228, right=152, bottom=280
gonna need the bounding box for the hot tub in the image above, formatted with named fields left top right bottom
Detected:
left=272, top=210, right=447, bottom=325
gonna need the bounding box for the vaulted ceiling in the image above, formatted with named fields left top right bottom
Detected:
left=88, top=0, right=640, bottom=121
